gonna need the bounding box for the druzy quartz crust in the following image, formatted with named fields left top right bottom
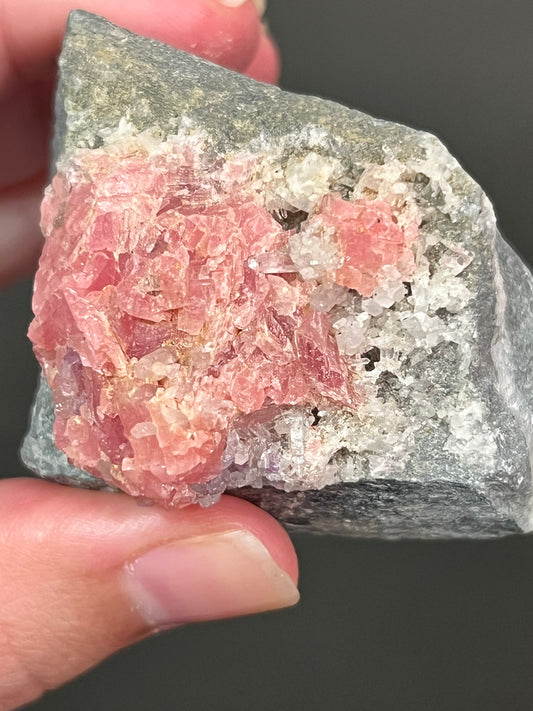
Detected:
left=22, top=12, right=533, bottom=537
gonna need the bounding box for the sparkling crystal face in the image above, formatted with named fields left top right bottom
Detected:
left=29, top=126, right=475, bottom=506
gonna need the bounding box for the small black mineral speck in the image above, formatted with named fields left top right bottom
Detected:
left=311, top=407, right=321, bottom=426
left=333, top=182, right=355, bottom=200
left=271, top=208, right=308, bottom=232
left=362, top=346, right=381, bottom=371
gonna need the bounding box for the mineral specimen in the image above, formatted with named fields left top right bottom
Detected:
left=22, top=12, right=533, bottom=537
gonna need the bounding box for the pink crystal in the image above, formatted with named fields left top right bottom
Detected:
left=29, top=138, right=420, bottom=506
left=320, top=194, right=417, bottom=296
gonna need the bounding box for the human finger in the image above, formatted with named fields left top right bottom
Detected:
left=0, top=478, right=298, bottom=711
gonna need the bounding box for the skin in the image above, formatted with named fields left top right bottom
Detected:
left=0, top=3, right=297, bottom=710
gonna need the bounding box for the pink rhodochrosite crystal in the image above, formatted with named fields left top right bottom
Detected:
left=29, top=131, right=420, bottom=506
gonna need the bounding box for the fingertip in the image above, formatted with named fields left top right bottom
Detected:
left=216, top=494, right=299, bottom=586
left=0, top=479, right=298, bottom=585
left=116, top=0, right=262, bottom=71
left=0, top=478, right=299, bottom=705
left=1, top=0, right=263, bottom=90
left=244, top=27, right=281, bottom=84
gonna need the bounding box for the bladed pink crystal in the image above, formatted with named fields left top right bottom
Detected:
left=29, top=138, right=419, bottom=505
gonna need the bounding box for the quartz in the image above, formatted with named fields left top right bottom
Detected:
left=21, top=11, right=533, bottom=537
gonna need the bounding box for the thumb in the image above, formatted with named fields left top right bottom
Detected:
left=0, top=479, right=298, bottom=711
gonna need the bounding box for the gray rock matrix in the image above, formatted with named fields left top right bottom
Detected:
left=22, top=11, right=533, bottom=538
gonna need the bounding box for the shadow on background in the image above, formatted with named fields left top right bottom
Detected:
left=2, top=1, right=532, bottom=709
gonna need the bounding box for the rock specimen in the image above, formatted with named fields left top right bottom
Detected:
left=22, top=12, right=533, bottom=537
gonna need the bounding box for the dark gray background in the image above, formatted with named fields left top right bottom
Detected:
left=2, top=1, right=533, bottom=709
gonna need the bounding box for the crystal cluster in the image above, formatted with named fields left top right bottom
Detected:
left=22, top=12, right=533, bottom=536
left=30, top=129, right=426, bottom=504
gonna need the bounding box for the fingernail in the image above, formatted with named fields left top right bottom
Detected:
left=123, top=530, right=299, bottom=628
left=216, top=0, right=267, bottom=15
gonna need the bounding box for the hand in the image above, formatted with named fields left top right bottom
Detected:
left=0, top=3, right=297, bottom=710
